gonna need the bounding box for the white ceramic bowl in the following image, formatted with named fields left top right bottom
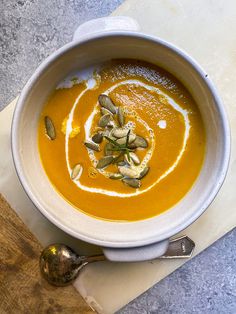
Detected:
left=11, top=17, right=230, bottom=261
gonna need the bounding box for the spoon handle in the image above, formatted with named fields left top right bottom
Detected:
left=81, top=235, right=195, bottom=265
left=159, top=235, right=195, bottom=258
left=81, top=254, right=106, bottom=265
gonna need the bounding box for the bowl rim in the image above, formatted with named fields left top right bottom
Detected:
left=11, top=31, right=231, bottom=247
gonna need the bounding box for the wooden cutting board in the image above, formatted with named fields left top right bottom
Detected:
left=0, top=194, right=94, bottom=314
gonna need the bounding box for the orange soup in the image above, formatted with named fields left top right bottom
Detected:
left=38, top=59, right=205, bottom=221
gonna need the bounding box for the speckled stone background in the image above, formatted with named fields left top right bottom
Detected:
left=0, top=1, right=236, bottom=313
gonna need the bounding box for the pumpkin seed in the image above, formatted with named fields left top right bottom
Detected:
left=104, top=143, right=114, bottom=156
left=98, top=113, right=111, bottom=127
left=118, top=166, right=140, bottom=178
left=116, top=133, right=136, bottom=145
left=118, top=107, right=125, bottom=126
left=92, top=133, right=103, bottom=144
left=129, top=135, right=148, bottom=148
left=123, top=178, right=141, bottom=188
left=109, top=173, right=123, bottom=180
left=129, top=152, right=140, bottom=165
left=139, top=166, right=150, bottom=179
left=98, top=94, right=116, bottom=114
left=117, top=161, right=126, bottom=166
left=107, top=120, right=116, bottom=129
left=45, top=116, right=56, bottom=140
left=112, top=153, right=125, bottom=164
left=108, top=135, right=117, bottom=142
left=112, top=128, right=129, bottom=139
left=96, top=156, right=114, bottom=169
left=124, top=154, right=133, bottom=166
left=102, top=129, right=110, bottom=137
left=128, top=142, right=136, bottom=149
left=84, top=141, right=100, bottom=152
left=71, top=164, right=82, bottom=180
left=101, top=107, right=113, bottom=116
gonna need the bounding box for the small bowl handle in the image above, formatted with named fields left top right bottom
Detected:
left=72, top=16, right=140, bottom=42
left=102, top=240, right=170, bottom=262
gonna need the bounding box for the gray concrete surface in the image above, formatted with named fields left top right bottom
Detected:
left=0, top=1, right=235, bottom=313
left=0, top=0, right=123, bottom=109
left=118, top=229, right=236, bottom=314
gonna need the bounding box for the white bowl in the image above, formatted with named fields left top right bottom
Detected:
left=11, top=17, right=230, bottom=261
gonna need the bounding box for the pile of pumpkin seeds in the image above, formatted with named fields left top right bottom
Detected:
left=84, top=94, right=150, bottom=188
left=44, top=94, right=150, bottom=188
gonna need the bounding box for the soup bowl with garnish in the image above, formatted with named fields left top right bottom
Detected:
left=11, top=17, right=230, bottom=261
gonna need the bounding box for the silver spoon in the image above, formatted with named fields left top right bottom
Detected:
left=40, top=235, right=195, bottom=286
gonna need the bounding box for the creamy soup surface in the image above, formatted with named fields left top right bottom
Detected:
left=38, top=59, right=205, bottom=221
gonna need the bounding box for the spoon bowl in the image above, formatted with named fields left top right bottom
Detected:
left=40, top=244, right=87, bottom=286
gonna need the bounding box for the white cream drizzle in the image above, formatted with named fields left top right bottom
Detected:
left=57, top=66, right=100, bottom=89
left=158, top=120, right=167, bottom=129
left=65, top=77, right=190, bottom=198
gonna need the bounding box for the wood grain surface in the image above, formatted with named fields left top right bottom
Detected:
left=0, top=194, right=94, bottom=314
